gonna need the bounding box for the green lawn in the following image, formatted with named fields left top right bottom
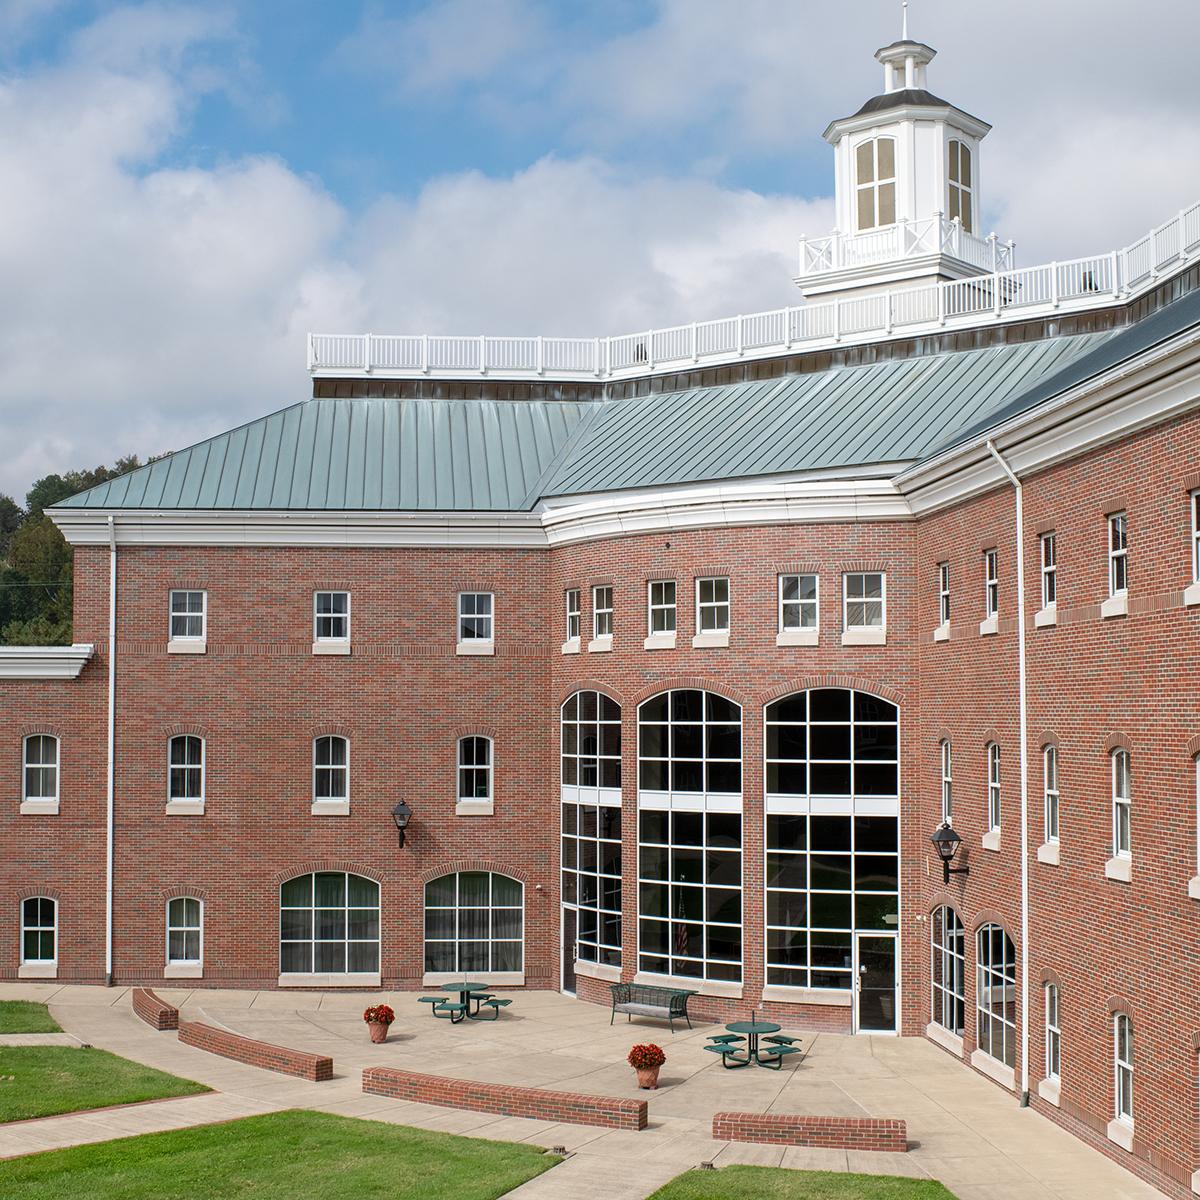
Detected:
left=0, top=1046, right=209, bottom=1123
left=649, top=1166, right=957, bottom=1199
left=0, top=1001, right=61, bottom=1034
left=0, top=1110, right=559, bottom=1199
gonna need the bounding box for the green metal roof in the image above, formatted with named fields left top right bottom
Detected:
left=58, top=398, right=595, bottom=511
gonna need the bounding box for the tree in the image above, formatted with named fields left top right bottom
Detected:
left=0, top=494, right=22, bottom=560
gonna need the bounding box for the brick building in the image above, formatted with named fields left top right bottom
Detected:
left=5, top=28, right=1200, bottom=1200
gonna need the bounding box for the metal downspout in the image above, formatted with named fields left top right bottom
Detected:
left=106, top=516, right=116, bottom=986
left=986, top=440, right=1031, bottom=1106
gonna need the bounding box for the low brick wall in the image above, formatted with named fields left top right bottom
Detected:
left=362, top=1067, right=647, bottom=1130
left=713, top=1113, right=907, bottom=1152
left=177, top=1020, right=333, bottom=1082
left=132, top=987, right=179, bottom=1031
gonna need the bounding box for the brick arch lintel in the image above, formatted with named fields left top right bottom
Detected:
left=16, top=886, right=62, bottom=903
left=972, top=910, right=1014, bottom=938
left=19, top=725, right=62, bottom=741
left=1103, top=732, right=1133, bottom=754
left=452, top=727, right=498, bottom=743
left=1036, top=730, right=1060, bottom=750
left=630, top=679, right=745, bottom=709
left=310, top=725, right=353, bottom=741
left=1039, top=967, right=1062, bottom=988
left=163, top=723, right=207, bottom=739
left=1186, top=734, right=1200, bottom=759
left=159, top=886, right=210, bottom=903
left=271, top=862, right=384, bottom=886
left=1107, top=994, right=1134, bottom=1017
left=556, top=681, right=627, bottom=709
left=416, top=860, right=532, bottom=889
left=981, top=728, right=1003, bottom=748
left=757, top=676, right=904, bottom=708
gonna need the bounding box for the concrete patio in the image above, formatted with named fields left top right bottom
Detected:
left=0, top=982, right=1167, bottom=1199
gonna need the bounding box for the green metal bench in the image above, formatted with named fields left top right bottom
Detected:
left=609, top=983, right=696, bottom=1031
left=756, top=1044, right=801, bottom=1069
left=418, top=995, right=448, bottom=1014
left=479, top=998, right=511, bottom=1020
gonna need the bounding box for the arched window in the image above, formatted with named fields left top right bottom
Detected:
left=986, top=742, right=1001, bottom=833
left=638, top=690, right=742, bottom=983
left=457, top=736, right=492, bottom=802
left=168, top=736, right=204, bottom=803
left=280, top=872, right=378, bottom=976
left=1112, top=749, right=1131, bottom=858
left=948, top=140, right=973, bottom=233
left=23, top=735, right=59, bottom=803
left=940, top=739, right=953, bottom=822
left=855, top=137, right=896, bottom=231
left=1045, top=983, right=1061, bottom=1081
left=1043, top=745, right=1060, bottom=844
left=21, top=897, right=56, bottom=965
left=167, top=897, right=203, bottom=966
left=931, top=906, right=965, bottom=1035
left=313, top=736, right=349, bottom=806
left=976, top=924, right=1017, bottom=1069
left=561, top=692, right=622, bottom=968
left=424, top=872, right=523, bottom=975
left=764, top=689, right=899, bottom=992
left=1114, top=1013, right=1133, bottom=1123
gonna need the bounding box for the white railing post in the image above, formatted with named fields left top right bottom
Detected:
left=479, top=335, right=487, bottom=374
left=784, top=308, right=794, bottom=350
left=306, top=334, right=315, bottom=370
left=647, top=331, right=655, bottom=370
left=1110, top=250, right=1120, bottom=299
left=1050, top=263, right=1059, bottom=309
left=736, top=315, right=744, bottom=356
left=993, top=267, right=1002, bottom=318
left=833, top=300, right=841, bottom=343
left=691, top=322, right=698, bottom=363
left=421, top=334, right=429, bottom=374
left=594, top=337, right=602, bottom=378
left=363, top=333, right=372, bottom=373
left=937, top=281, right=946, bottom=326
left=536, top=335, right=544, bottom=376
left=885, top=293, right=893, bottom=335
left=988, top=232, right=998, bottom=272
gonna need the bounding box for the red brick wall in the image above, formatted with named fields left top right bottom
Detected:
left=132, top=987, right=179, bottom=1030
left=362, top=1066, right=647, bottom=1129
left=177, top=1019, right=332, bottom=1080
left=712, top=1112, right=907, bottom=1151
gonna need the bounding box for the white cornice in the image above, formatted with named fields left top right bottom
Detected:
left=822, top=104, right=991, bottom=145
left=0, top=644, right=94, bottom=679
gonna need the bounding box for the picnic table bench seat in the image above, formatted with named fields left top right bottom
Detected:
left=609, top=983, right=696, bottom=1031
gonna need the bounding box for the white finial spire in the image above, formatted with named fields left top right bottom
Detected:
left=902, top=0, right=909, bottom=40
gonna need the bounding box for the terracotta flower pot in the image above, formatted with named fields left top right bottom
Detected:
left=368, top=1021, right=389, bottom=1044
left=635, top=1065, right=660, bottom=1090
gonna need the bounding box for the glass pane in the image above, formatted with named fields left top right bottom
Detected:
left=281, top=876, right=312, bottom=907
left=315, top=942, right=345, bottom=972
left=280, top=910, right=312, bottom=940
left=878, top=182, right=896, bottom=225
left=877, top=137, right=895, bottom=179
left=348, top=941, right=379, bottom=972
left=348, top=875, right=378, bottom=907
left=458, top=872, right=489, bottom=906
left=856, top=141, right=874, bottom=184
left=281, top=942, right=311, bottom=973
left=315, top=872, right=345, bottom=907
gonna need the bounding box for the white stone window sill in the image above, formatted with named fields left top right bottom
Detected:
left=692, top=631, right=729, bottom=648
left=643, top=632, right=676, bottom=650
left=762, top=984, right=851, bottom=1007
left=1037, top=841, right=1060, bottom=866
left=970, top=1048, right=1015, bottom=1090
left=1192, top=1166, right=1200, bottom=1196
left=561, top=638, right=581, bottom=655
left=424, top=971, right=523, bottom=987
left=280, top=972, right=381, bottom=989
left=20, top=799, right=59, bottom=815
left=1106, top=1117, right=1134, bottom=1152
left=979, top=614, right=999, bottom=636
left=311, top=800, right=350, bottom=816
left=925, top=1021, right=964, bottom=1056
left=312, top=641, right=351, bottom=655
left=982, top=829, right=1001, bottom=852
left=1105, top=855, right=1132, bottom=882
left=1101, top=591, right=1128, bottom=619
left=633, top=971, right=741, bottom=999
left=457, top=641, right=494, bottom=656
left=1184, top=581, right=1200, bottom=608
left=587, top=636, right=613, bottom=653
left=168, top=639, right=206, bottom=655
left=574, top=959, right=622, bottom=983
left=776, top=628, right=818, bottom=647
left=841, top=627, right=885, bottom=646
left=932, top=623, right=950, bottom=643
left=1034, top=605, right=1057, bottom=629
left=1038, top=1077, right=1061, bottom=1108
left=1188, top=875, right=1200, bottom=900
left=18, top=963, right=57, bottom=979
left=164, top=963, right=203, bottom=979
left=455, top=799, right=494, bottom=816
left=166, top=800, right=205, bottom=816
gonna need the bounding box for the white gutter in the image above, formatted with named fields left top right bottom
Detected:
left=105, top=515, right=116, bottom=985
left=986, top=440, right=1030, bottom=1106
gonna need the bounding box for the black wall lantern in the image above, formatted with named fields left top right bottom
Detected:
left=930, top=822, right=968, bottom=885
left=392, top=800, right=413, bottom=847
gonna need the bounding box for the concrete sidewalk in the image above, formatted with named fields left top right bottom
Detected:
left=0, top=983, right=1169, bottom=1200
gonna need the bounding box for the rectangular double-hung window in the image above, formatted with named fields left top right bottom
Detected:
left=986, top=742, right=1001, bottom=836
left=1108, top=514, right=1128, bottom=595
left=984, top=550, right=998, bottom=616
left=938, top=563, right=950, bottom=627
left=168, top=590, right=206, bottom=653
left=647, top=580, right=676, bottom=643
left=778, top=573, right=818, bottom=645
left=940, top=739, right=952, bottom=823
left=1040, top=533, right=1057, bottom=608
left=563, top=589, right=581, bottom=649
left=1043, top=745, right=1059, bottom=845
left=313, top=591, right=350, bottom=653
left=694, top=577, right=729, bottom=644
left=1114, top=1014, right=1133, bottom=1125
left=592, top=585, right=613, bottom=640
left=1193, top=492, right=1200, bottom=582
left=458, top=592, right=494, bottom=654
left=1045, top=984, right=1061, bottom=1081
left=1112, top=749, right=1131, bottom=858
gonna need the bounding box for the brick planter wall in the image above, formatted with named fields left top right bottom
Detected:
left=712, top=1112, right=908, bottom=1152
left=362, top=1066, right=647, bottom=1130
left=177, top=1020, right=333, bottom=1081
left=132, top=987, right=179, bottom=1030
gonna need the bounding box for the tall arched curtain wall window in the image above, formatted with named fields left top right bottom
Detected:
left=931, top=906, right=965, bottom=1035
left=280, top=872, right=379, bottom=975
left=855, top=137, right=896, bottom=230
left=637, top=689, right=742, bottom=983
left=764, top=689, right=899, bottom=992
left=424, top=872, right=523, bottom=975
left=976, top=924, right=1017, bottom=1068
left=561, top=692, right=622, bottom=967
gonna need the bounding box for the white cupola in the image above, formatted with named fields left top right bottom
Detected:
left=796, top=15, right=1013, bottom=303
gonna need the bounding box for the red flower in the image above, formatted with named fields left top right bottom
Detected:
left=627, top=1043, right=666, bottom=1069
left=363, top=1004, right=396, bottom=1026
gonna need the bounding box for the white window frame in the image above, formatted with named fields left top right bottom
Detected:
left=1192, top=491, right=1200, bottom=583
left=695, top=576, right=730, bottom=636
left=280, top=871, right=380, bottom=978
left=424, top=871, right=523, bottom=980
left=931, top=905, right=966, bottom=1036
left=947, top=139, right=973, bottom=233
left=647, top=580, right=676, bottom=635
left=312, top=735, right=349, bottom=812
left=1040, top=533, right=1057, bottom=608
left=1108, top=513, right=1128, bottom=596
left=938, top=563, right=950, bottom=627
left=842, top=572, right=886, bottom=642
left=168, top=589, right=207, bottom=642
left=20, top=896, right=57, bottom=968
left=22, top=734, right=59, bottom=806
left=983, top=550, right=999, bottom=617
left=778, top=573, right=819, bottom=634
left=976, top=924, right=1017, bottom=1071
left=986, top=742, right=1001, bottom=834
left=457, top=735, right=493, bottom=808
left=457, top=591, right=494, bottom=645
left=166, top=896, right=203, bottom=968
left=1112, top=749, right=1131, bottom=858
left=1043, top=745, right=1060, bottom=844
left=313, top=590, right=350, bottom=643
left=592, top=585, right=613, bottom=639
left=1045, top=983, right=1061, bottom=1082
left=1114, top=1013, right=1133, bottom=1124
left=855, top=136, right=896, bottom=231
left=565, top=589, right=581, bottom=643
left=167, top=735, right=205, bottom=807
left=940, top=739, right=953, bottom=823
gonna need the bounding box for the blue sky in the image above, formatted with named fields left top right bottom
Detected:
left=2, top=0, right=1199, bottom=497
